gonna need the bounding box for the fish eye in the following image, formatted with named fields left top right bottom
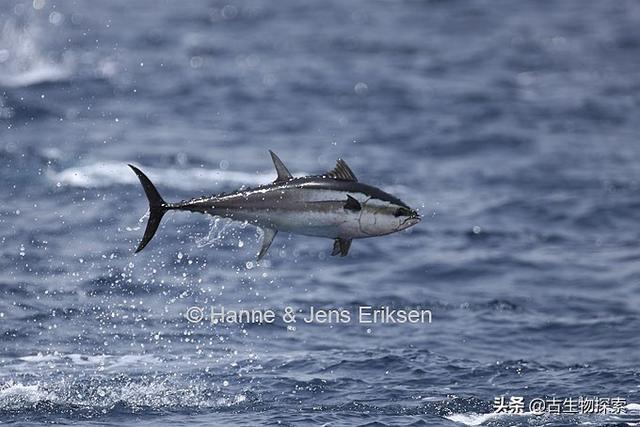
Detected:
left=394, top=207, right=411, bottom=217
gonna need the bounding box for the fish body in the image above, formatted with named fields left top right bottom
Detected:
left=129, top=151, right=420, bottom=259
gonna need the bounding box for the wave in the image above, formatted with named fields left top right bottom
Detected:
left=0, top=381, right=53, bottom=411
left=446, top=404, right=640, bottom=426
left=0, top=378, right=249, bottom=416
left=48, top=162, right=276, bottom=190
left=16, top=353, right=163, bottom=369
left=0, top=17, right=74, bottom=89
left=0, top=62, right=71, bottom=89
left=445, top=411, right=504, bottom=426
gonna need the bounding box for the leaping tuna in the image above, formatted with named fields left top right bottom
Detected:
left=129, top=151, right=420, bottom=259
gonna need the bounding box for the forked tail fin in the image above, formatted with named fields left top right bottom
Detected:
left=128, top=164, right=168, bottom=253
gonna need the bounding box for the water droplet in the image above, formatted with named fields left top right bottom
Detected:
left=221, top=5, right=237, bottom=19
left=354, top=82, right=368, bottom=95
left=49, top=11, right=63, bottom=25
left=190, top=56, right=204, bottom=69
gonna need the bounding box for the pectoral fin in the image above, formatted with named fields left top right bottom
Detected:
left=257, top=228, right=278, bottom=260
left=331, top=238, right=352, bottom=257
left=344, top=195, right=361, bottom=212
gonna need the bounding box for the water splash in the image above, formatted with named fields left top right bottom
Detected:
left=0, top=377, right=248, bottom=414
left=195, top=216, right=237, bottom=248
left=125, top=211, right=148, bottom=232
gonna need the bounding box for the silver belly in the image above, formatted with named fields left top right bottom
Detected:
left=221, top=203, right=365, bottom=239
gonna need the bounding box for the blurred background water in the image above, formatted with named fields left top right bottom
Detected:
left=1, top=0, right=640, bottom=425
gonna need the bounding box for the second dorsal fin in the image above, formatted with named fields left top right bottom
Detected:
left=269, top=150, right=293, bottom=182
left=325, top=159, right=357, bottom=182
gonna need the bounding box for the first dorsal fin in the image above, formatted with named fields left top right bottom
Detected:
left=269, top=150, right=293, bottom=182
left=325, top=159, right=357, bottom=182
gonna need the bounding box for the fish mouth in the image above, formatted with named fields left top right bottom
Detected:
left=400, top=210, right=421, bottom=228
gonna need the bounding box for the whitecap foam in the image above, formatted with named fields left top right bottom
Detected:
left=446, top=410, right=544, bottom=426
left=0, top=18, right=74, bottom=88
left=48, top=162, right=275, bottom=190
left=18, top=352, right=59, bottom=362
left=0, top=381, right=41, bottom=399
left=102, top=354, right=163, bottom=370
left=0, top=381, right=54, bottom=410
left=17, top=352, right=162, bottom=369
left=445, top=412, right=502, bottom=426
left=0, top=62, right=71, bottom=88
left=0, top=377, right=246, bottom=412
left=627, top=403, right=640, bottom=411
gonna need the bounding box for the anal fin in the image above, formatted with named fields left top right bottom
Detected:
left=257, top=228, right=278, bottom=260
left=331, top=238, right=352, bottom=257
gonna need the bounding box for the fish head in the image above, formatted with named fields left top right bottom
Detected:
left=393, top=206, right=422, bottom=231
left=358, top=197, right=421, bottom=236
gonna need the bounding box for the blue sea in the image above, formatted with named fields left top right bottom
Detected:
left=1, top=0, right=640, bottom=425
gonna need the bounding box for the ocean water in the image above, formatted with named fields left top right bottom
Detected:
left=1, top=0, right=640, bottom=425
